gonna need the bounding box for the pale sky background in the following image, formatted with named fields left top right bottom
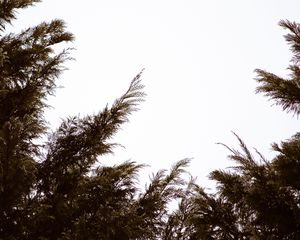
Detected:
left=8, top=0, right=300, bottom=188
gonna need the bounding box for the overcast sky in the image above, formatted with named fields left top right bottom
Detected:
left=9, top=0, right=300, bottom=188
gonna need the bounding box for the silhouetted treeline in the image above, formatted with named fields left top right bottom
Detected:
left=0, top=1, right=299, bottom=239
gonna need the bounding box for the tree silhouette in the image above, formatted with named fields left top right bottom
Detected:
left=0, top=1, right=191, bottom=239
left=179, top=20, right=300, bottom=239
left=1, top=1, right=300, bottom=240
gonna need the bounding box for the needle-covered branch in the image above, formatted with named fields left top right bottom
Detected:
left=44, top=72, right=144, bottom=164
left=255, top=20, right=300, bottom=115
left=0, top=0, right=41, bottom=31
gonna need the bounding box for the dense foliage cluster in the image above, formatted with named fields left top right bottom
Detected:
left=1, top=1, right=300, bottom=239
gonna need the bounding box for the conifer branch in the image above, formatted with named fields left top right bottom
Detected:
left=255, top=20, right=300, bottom=115
left=0, top=0, right=41, bottom=31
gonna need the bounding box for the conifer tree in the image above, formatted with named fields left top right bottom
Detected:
left=176, top=20, right=300, bottom=240
left=2, top=1, right=300, bottom=240
left=0, top=1, right=191, bottom=239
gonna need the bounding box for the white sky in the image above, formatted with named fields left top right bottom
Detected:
left=9, top=0, right=300, bottom=188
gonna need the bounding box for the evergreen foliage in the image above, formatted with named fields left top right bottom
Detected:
left=179, top=20, right=300, bottom=239
left=0, top=2, right=191, bottom=239
left=1, top=1, right=300, bottom=239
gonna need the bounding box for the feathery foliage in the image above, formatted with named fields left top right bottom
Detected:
left=183, top=20, right=300, bottom=239
left=2, top=1, right=300, bottom=239
left=256, top=20, right=300, bottom=115
left=0, top=2, right=192, bottom=239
